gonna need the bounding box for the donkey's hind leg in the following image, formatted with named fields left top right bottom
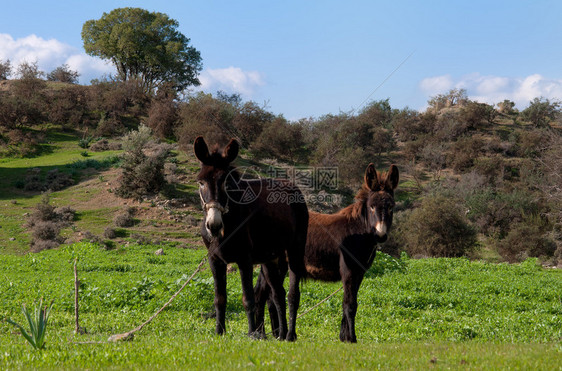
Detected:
left=286, top=269, right=301, bottom=341
left=254, top=268, right=274, bottom=339
left=261, top=262, right=288, bottom=340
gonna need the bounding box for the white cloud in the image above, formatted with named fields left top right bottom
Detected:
left=419, top=73, right=562, bottom=109
left=419, top=75, right=453, bottom=96
left=65, top=54, right=115, bottom=82
left=0, top=33, right=114, bottom=83
left=198, top=66, right=265, bottom=96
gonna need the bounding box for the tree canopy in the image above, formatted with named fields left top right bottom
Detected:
left=82, top=7, right=202, bottom=93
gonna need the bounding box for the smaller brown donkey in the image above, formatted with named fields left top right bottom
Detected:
left=255, top=163, right=399, bottom=342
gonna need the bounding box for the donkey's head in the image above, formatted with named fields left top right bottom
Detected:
left=363, top=163, right=399, bottom=242
left=194, top=136, right=239, bottom=239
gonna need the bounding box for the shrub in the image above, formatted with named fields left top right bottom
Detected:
left=251, top=118, right=310, bottom=164
left=78, top=136, right=93, bottom=149
left=26, top=193, right=75, bottom=252
left=232, top=101, right=274, bottom=146
left=427, top=88, right=468, bottom=112
left=175, top=92, right=237, bottom=151
left=54, top=206, right=76, bottom=225
left=516, top=128, right=548, bottom=158
left=357, top=99, right=393, bottom=128
left=459, top=101, right=497, bottom=127
left=46, top=64, right=79, bottom=84
left=447, top=136, right=485, bottom=173
left=146, top=86, right=179, bottom=138
left=400, top=195, right=477, bottom=257
left=116, top=125, right=170, bottom=199
left=391, top=108, right=425, bottom=141
left=472, top=156, right=505, bottom=184
left=103, top=227, right=117, bottom=239
left=465, top=189, right=539, bottom=238
left=22, top=168, right=74, bottom=192
left=44, top=169, right=73, bottom=191
left=114, top=207, right=136, bottom=227
left=94, top=113, right=125, bottom=137
left=496, top=221, right=557, bottom=263
left=89, top=139, right=108, bottom=152
left=31, top=221, right=60, bottom=241
left=46, top=85, right=87, bottom=128
left=89, top=139, right=122, bottom=152
left=433, top=108, right=470, bottom=141
left=520, top=97, right=560, bottom=127
left=23, top=168, right=44, bottom=191
left=0, top=58, right=11, bottom=80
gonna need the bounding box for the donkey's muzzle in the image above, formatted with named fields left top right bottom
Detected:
left=205, top=207, right=224, bottom=238
left=375, top=222, right=387, bottom=237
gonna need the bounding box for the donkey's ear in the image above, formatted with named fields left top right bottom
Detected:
left=386, top=164, right=399, bottom=190
left=223, top=138, right=239, bottom=164
left=364, top=163, right=378, bottom=190
left=193, top=136, right=210, bottom=164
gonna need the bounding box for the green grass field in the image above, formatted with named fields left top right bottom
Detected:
left=1, top=243, right=561, bottom=369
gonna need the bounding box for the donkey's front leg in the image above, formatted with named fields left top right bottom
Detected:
left=239, top=262, right=257, bottom=337
left=340, top=273, right=362, bottom=343
left=210, top=256, right=227, bottom=335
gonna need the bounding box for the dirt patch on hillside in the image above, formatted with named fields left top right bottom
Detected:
left=62, top=167, right=204, bottom=249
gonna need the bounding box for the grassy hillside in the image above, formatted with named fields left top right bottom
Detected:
left=0, top=128, right=204, bottom=255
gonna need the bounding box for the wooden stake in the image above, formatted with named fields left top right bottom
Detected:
left=74, top=257, right=85, bottom=334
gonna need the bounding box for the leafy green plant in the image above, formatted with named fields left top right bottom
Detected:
left=78, top=136, right=93, bottom=149
left=5, top=298, right=54, bottom=350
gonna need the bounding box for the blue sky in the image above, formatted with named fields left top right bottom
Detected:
left=1, top=0, right=561, bottom=120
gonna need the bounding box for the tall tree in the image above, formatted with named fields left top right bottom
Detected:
left=82, top=7, right=202, bottom=93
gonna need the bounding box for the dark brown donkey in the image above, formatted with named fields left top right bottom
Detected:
left=255, top=163, right=399, bottom=342
left=194, top=136, right=308, bottom=340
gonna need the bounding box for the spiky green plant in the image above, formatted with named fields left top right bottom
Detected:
left=6, top=299, right=54, bottom=350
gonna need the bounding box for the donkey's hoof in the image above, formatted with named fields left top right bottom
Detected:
left=249, top=331, right=265, bottom=340
left=286, top=332, right=297, bottom=342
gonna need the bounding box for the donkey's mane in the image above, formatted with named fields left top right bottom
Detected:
left=340, top=170, right=390, bottom=221
left=205, top=145, right=240, bottom=181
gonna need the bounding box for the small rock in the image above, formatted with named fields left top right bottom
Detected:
left=108, top=332, right=134, bottom=342
left=155, top=248, right=164, bottom=256
left=9, top=237, right=15, bottom=241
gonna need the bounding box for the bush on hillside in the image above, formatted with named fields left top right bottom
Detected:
left=114, top=207, right=136, bottom=227
left=495, top=221, right=557, bottom=263
left=116, top=126, right=170, bottom=200
left=399, top=195, right=477, bottom=257
left=26, top=192, right=75, bottom=252
left=146, top=85, right=179, bottom=139
left=251, top=118, right=309, bottom=164
left=447, top=136, right=486, bottom=173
